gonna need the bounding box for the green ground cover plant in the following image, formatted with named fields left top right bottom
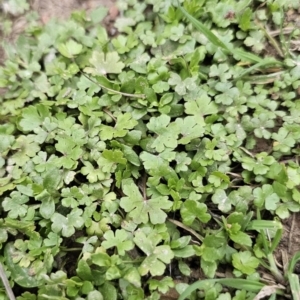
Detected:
left=1, top=0, right=300, bottom=299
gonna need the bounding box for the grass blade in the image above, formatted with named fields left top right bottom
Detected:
left=233, top=49, right=263, bottom=64
left=288, top=252, right=300, bottom=276
left=235, top=60, right=283, bottom=79
left=178, top=278, right=266, bottom=300
left=270, top=227, right=283, bottom=253
left=247, top=220, right=282, bottom=231
left=178, top=6, right=229, bottom=51
left=178, top=5, right=282, bottom=67
left=288, top=274, right=300, bottom=300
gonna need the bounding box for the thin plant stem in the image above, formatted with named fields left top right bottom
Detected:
left=81, top=72, right=145, bottom=99
left=168, top=218, right=204, bottom=242
left=0, top=263, right=16, bottom=300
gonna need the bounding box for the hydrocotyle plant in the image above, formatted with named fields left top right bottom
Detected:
left=0, top=0, right=300, bottom=299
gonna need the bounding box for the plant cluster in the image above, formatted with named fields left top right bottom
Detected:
left=1, top=0, right=300, bottom=299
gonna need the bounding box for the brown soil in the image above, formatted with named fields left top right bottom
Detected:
left=31, top=0, right=117, bottom=24
left=1, top=0, right=118, bottom=44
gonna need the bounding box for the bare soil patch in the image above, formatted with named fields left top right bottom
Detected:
left=31, top=0, right=117, bottom=24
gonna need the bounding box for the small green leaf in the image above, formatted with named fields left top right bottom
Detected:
left=102, top=149, right=127, bottom=165
left=84, top=51, right=125, bottom=75
left=239, top=7, right=252, bottom=31
left=185, top=92, right=218, bottom=118
left=180, top=200, right=211, bottom=225
left=229, top=231, right=252, bottom=247
left=146, top=115, right=180, bottom=152
left=175, top=116, right=205, bottom=144
left=148, top=276, right=174, bottom=293
left=90, top=6, right=109, bottom=23
left=232, top=251, right=260, bottom=275
left=19, top=105, right=50, bottom=132
left=123, top=267, right=141, bottom=288
left=99, top=282, right=117, bottom=300
left=4, top=243, right=43, bottom=287
left=212, top=189, right=231, bottom=213
left=91, top=252, right=111, bottom=267
left=244, top=30, right=265, bottom=53
left=102, top=229, right=134, bottom=255
left=36, top=190, right=55, bottom=219
left=57, top=40, right=83, bottom=58
left=120, top=179, right=172, bottom=224
left=87, top=290, right=104, bottom=300
left=168, top=73, right=197, bottom=95
left=51, top=209, right=84, bottom=237
left=134, top=231, right=174, bottom=276
left=253, top=184, right=280, bottom=210
left=2, top=191, right=29, bottom=219
left=201, top=259, right=218, bottom=278
left=170, top=236, right=191, bottom=249
left=99, top=113, right=137, bottom=140
left=178, top=260, right=191, bottom=276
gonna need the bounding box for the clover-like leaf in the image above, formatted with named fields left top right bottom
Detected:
left=272, top=127, right=295, bottom=153
left=99, top=113, right=138, bottom=140
left=185, top=92, right=218, bottom=118
left=35, top=190, right=55, bottom=219
left=209, top=63, right=232, bottom=82
left=57, top=40, right=83, bottom=58
left=76, top=236, right=98, bottom=253
left=102, top=149, right=127, bottom=165
left=111, top=35, right=131, bottom=54
left=215, top=82, right=239, bottom=105
left=0, top=129, right=15, bottom=153
left=102, top=229, right=134, bottom=255
left=180, top=200, right=211, bottom=226
left=19, top=104, right=51, bottom=132
left=120, top=179, right=172, bottom=224
left=253, top=184, right=280, bottom=210
left=1, top=1, right=299, bottom=298
left=55, top=136, right=83, bottom=169
left=84, top=51, right=125, bottom=75
left=242, top=113, right=275, bottom=139
left=51, top=209, right=84, bottom=237
left=134, top=230, right=174, bottom=276
left=175, top=116, right=205, bottom=145
left=241, top=152, right=275, bottom=176
left=10, top=135, right=40, bottom=166
left=168, top=73, right=197, bottom=95
left=140, top=151, right=177, bottom=180
left=129, top=52, right=150, bottom=74
left=146, top=115, right=180, bottom=152
left=81, top=161, right=107, bottom=183
left=140, top=29, right=157, bottom=46
left=148, top=276, right=174, bottom=294
left=244, top=30, right=265, bottom=53
left=228, top=186, right=252, bottom=213
left=232, top=251, right=260, bottom=275
left=175, top=152, right=192, bottom=172
left=212, top=189, right=231, bottom=213
left=2, top=191, right=29, bottom=219
left=43, top=232, right=63, bottom=248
